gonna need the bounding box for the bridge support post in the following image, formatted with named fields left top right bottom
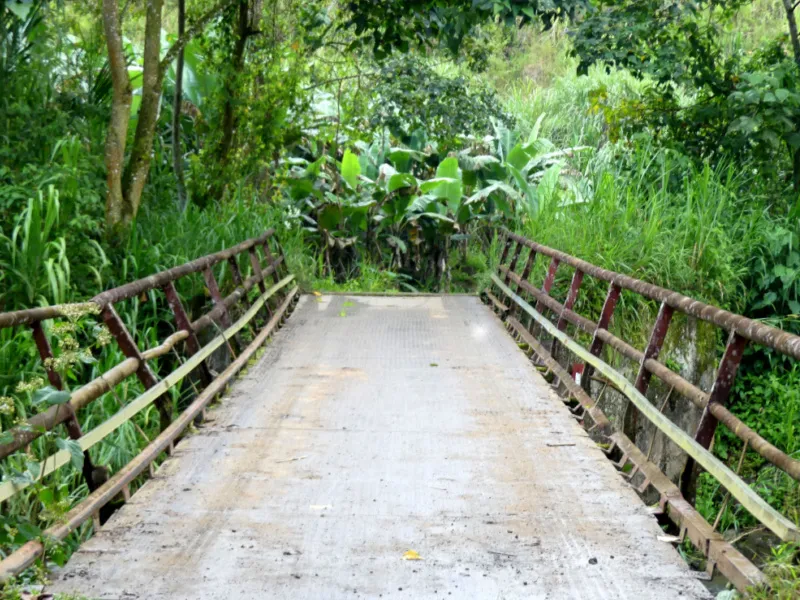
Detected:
left=551, top=269, right=584, bottom=360
left=30, top=321, right=99, bottom=491
left=582, top=282, right=621, bottom=394
left=101, top=304, right=173, bottom=434
left=261, top=240, right=283, bottom=286
left=512, top=248, right=537, bottom=325
left=623, top=301, right=674, bottom=444
left=532, top=257, right=560, bottom=343
left=249, top=247, right=273, bottom=322
left=163, top=281, right=212, bottom=387
left=680, top=332, right=747, bottom=500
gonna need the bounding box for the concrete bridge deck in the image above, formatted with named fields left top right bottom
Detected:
left=48, top=295, right=710, bottom=599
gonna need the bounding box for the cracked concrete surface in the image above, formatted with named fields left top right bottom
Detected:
left=48, top=295, right=710, bottom=600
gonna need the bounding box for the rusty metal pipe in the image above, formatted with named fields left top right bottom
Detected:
left=91, top=230, right=275, bottom=308
left=0, top=303, right=99, bottom=329
left=502, top=229, right=800, bottom=360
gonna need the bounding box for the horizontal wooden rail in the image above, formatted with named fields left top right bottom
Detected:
left=492, top=274, right=800, bottom=544
left=0, top=286, right=299, bottom=581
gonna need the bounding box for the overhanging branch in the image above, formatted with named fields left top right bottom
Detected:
left=160, top=0, right=239, bottom=73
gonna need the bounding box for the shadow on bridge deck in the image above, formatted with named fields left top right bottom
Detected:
left=48, top=295, right=710, bottom=599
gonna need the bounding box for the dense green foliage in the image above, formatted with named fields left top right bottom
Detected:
left=0, top=0, right=799, bottom=595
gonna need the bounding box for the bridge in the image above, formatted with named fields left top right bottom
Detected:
left=1, top=229, right=798, bottom=598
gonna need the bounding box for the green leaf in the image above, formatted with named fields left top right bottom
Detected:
left=32, top=386, right=71, bottom=407
left=775, top=88, right=791, bottom=102
left=506, top=144, right=532, bottom=171
left=38, top=488, right=54, bottom=506
left=317, top=205, right=342, bottom=232
left=387, top=235, right=407, bottom=253
left=56, top=437, right=84, bottom=470
left=0, top=431, right=14, bottom=445
left=387, top=173, right=416, bottom=193
left=433, top=157, right=463, bottom=213
left=341, top=149, right=361, bottom=190
left=388, top=148, right=425, bottom=173
left=5, top=0, right=33, bottom=19
left=26, top=460, right=41, bottom=480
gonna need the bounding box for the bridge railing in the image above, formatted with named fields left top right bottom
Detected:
left=0, top=230, right=299, bottom=580
left=486, top=227, right=800, bottom=592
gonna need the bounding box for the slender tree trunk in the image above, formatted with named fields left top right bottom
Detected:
left=102, top=0, right=133, bottom=236
left=782, top=0, right=800, bottom=190
left=103, top=0, right=239, bottom=232
left=172, top=0, right=188, bottom=211
left=218, top=0, right=250, bottom=164
left=120, top=0, right=165, bottom=228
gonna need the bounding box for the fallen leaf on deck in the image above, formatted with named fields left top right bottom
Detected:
left=402, top=550, right=422, bottom=560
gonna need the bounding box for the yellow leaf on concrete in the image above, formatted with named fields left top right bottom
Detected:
left=313, top=291, right=322, bottom=297
left=402, top=550, right=422, bottom=560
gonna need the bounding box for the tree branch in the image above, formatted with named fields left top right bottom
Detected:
left=159, top=0, right=239, bottom=73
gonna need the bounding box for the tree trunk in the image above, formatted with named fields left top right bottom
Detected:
left=782, top=1, right=800, bottom=191
left=218, top=0, right=250, bottom=165
left=102, top=0, right=133, bottom=237
left=120, top=0, right=165, bottom=228
left=103, top=0, right=239, bottom=233
left=172, top=0, right=188, bottom=211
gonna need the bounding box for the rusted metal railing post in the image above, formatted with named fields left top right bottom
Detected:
left=504, top=242, right=523, bottom=285
left=227, top=256, right=245, bottom=289
left=499, top=233, right=513, bottom=267
left=203, top=267, right=232, bottom=328
left=261, top=241, right=282, bottom=286
left=204, top=265, right=242, bottom=358
left=30, top=321, right=98, bottom=490
left=582, top=282, right=621, bottom=393
left=102, top=304, right=172, bottom=433
left=249, top=247, right=273, bottom=319
left=623, top=301, right=674, bottom=443
left=552, top=269, right=584, bottom=356
left=513, top=248, right=537, bottom=322
left=680, top=332, right=747, bottom=498
left=163, top=282, right=212, bottom=387
left=534, top=257, right=560, bottom=315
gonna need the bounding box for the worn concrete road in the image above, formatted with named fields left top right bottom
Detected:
left=48, top=295, right=710, bottom=600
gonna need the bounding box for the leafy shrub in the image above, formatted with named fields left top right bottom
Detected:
left=367, top=56, right=515, bottom=152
